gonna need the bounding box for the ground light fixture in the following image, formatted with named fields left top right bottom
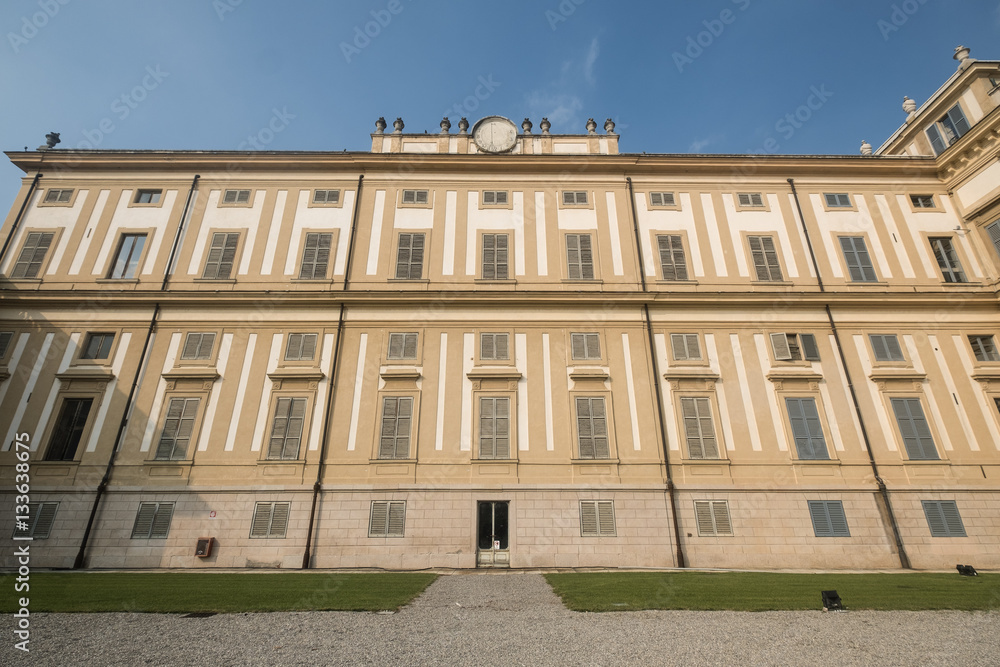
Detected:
left=956, top=564, right=979, bottom=576
left=821, top=590, right=845, bottom=612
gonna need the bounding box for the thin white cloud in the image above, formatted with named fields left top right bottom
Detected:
left=688, top=134, right=724, bottom=153
left=525, top=92, right=584, bottom=128
left=584, top=37, right=600, bottom=85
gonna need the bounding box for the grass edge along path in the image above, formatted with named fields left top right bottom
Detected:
left=0, top=572, right=438, bottom=613
left=544, top=571, right=1000, bottom=612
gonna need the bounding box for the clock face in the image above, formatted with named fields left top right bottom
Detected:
left=472, top=116, right=518, bottom=153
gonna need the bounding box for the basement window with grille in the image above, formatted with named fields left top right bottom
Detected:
left=807, top=500, right=850, bottom=537
left=250, top=502, right=290, bottom=538
left=369, top=501, right=406, bottom=537
left=694, top=500, right=732, bottom=536
left=131, top=502, right=174, bottom=539
left=12, top=502, right=58, bottom=539
left=922, top=500, right=966, bottom=537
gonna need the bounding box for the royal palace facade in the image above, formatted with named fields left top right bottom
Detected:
left=2, top=48, right=1000, bottom=571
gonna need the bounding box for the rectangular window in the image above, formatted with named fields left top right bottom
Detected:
left=566, top=233, right=594, bottom=280
left=986, top=221, right=1000, bottom=260
left=839, top=236, right=877, bottom=282
left=202, top=232, right=240, bottom=280
left=922, top=500, right=966, bottom=537
left=312, top=189, right=340, bottom=204
left=480, top=333, right=509, bottom=360
left=11, top=232, right=54, bottom=279
left=107, top=233, right=147, bottom=279
left=570, top=332, right=601, bottom=360
left=479, top=397, right=510, bottom=459
left=694, top=500, right=733, bottom=537
left=394, top=233, right=425, bottom=280
left=869, top=334, right=905, bottom=362
left=267, top=397, right=306, bottom=460
left=284, top=333, right=318, bottom=361
left=681, top=397, right=718, bottom=459
left=890, top=397, right=938, bottom=460
left=770, top=333, right=820, bottom=362
left=482, top=190, right=508, bottom=205
left=43, top=189, right=73, bottom=203
left=12, top=502, right=58, bottom=539
left=222, top=189, right=250, bottom=205
left=910, top=194, right=935, bottom=209
left=968, top=335, right=1000, bottom=362
left=580, top=500, right=616, bottom=536
left=298, top=232, right=332, bottom=280
left=401, top=189, right=428, bottom=204
left=748, top=235, right=783, bottom=281
left=369, top=501, right=406, bottom=537
left=379, top=397, right=413, bottom=459
left=656, top=234, right=688, bottom=281
left=808, top=500, right=850, bottom=537
left=181, top=332, right=216, bottom=360
left=0, top=331, right=13, bottom=358
left=481, top=233, right=509, bottom=280
left=134, top=189, right=162, bottom=204
left=81, top=333, right=115, bottom=360
left=387, top=332, right=418, bottom=360
left=929, top=237, right=967, bottom=283
left=824, top=193, right=852, bottom=208
left=562, top=191, right=588, bottom=205
left=670, top=333, right=701, bottom=361
left=737, top=192, right=764, bottom=207
left=250, top=502, right=290, bottom=538
left=786, top=397, right=829, bottom=460
left=131, top=502, right=174, bottom=539
left=649, top=192, right=676, bottom=207
left=575, top=397, right=609, bottom=459
left=154, top=397, right=200, bottom=460
left=44, top=397, right=93, bottom=461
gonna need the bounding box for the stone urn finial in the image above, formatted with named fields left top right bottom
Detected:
left=860, top=140, right=872, bottom=156
left=522, top=118, right=532, bottom=134
left=954, top=45, right=972, bottom=69
left=392, top=117, right=404, bottom=133
left=604, top=118, right=616, bottom=134
left=458, top=117, right=469, bottom=134
left=902, top=96, right=917, bottom=121
left=40, top=132, right=61, bottom=150
left=585, top=118, right=597, bottom=134
left=540, top=118, right=551, bottom=134
left=440, top=117, right=451, bottom=134
left=375, top=117, right=387, bottom=134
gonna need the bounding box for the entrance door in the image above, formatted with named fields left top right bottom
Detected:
left=476, top=501, right=509, bottom=567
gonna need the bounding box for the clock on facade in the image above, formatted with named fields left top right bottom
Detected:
left=472, top=116, right=518, bottom=153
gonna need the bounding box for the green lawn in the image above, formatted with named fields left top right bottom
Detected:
left=0, top=572, right=437, bottom=613
left=544, top=572, right=1000, bottom=612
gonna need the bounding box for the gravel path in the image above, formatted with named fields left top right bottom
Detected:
left=14, top=572, right=1000, bottom=666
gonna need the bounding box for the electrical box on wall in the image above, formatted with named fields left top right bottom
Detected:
left=195, top=537, right=214, bottom=558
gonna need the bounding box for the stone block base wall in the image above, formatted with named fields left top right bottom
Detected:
left=1, top=487, right=997, bottom=570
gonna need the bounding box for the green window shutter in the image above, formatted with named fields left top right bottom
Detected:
left=251, top=503, right=274, bottom=537
left=387, top=501, right=406, bottom=536
left=379, top=397, right=412, bottom=459
left=657, top=234, right=687, bottom=281
left=580, top=501, right=600, bottom=536
left=12, top=231, right=54, bottom=279
left=395, top=233, right=425, bottom=279
left=268, top=397, right=306, bottom=460
left=926, top=125, right=946, bottom=155
left=269, top=502, right=290, bottom=538
left=131, top=503, right=157, bottom=538
left=839, top=236, right=877, bottom=282
left=299, top=232, right=332, bottom=279
left=870, top=334, right=904, bottom=362
left=786, top=398, right=829, bottom=460
left=203, top=232, right=239, bottom=279
left=749, top=236, right=782, bottom=281
left=770, top=332, right=792, bottom=361
left=156, top=397, right=200, bottom=460
left=369, top=501, right=388, bottom=536
left=808, top=500, right=850, bottom=537
left=799, top=334, right=820, bottom=361
left=922, top=500, right=966, bottom=537
left=681, top=397, right=718, bottom=459
left=150, top=503, right=174, bottom=538
left=890, top=398, right=938, bottom=460
left=576, top=398, right=609, bottom=459
left=597, top=501, right=616, bottom=536
left=986, top=221, right=1000, bottom=260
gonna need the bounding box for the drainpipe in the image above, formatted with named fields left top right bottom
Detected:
left=74, top=305, right=159, bottom=569
left=301, top=174, right=364, bottom=568
left=786, top=178, right=910, bottom=569
left=161, top=175, right=200, bottom=290
left=0, top=172, right=42, bottom=266
left=626, top=177, right=686, bottom=568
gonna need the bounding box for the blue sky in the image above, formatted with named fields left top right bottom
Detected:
left=1, top=0, right=998, bottom=211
